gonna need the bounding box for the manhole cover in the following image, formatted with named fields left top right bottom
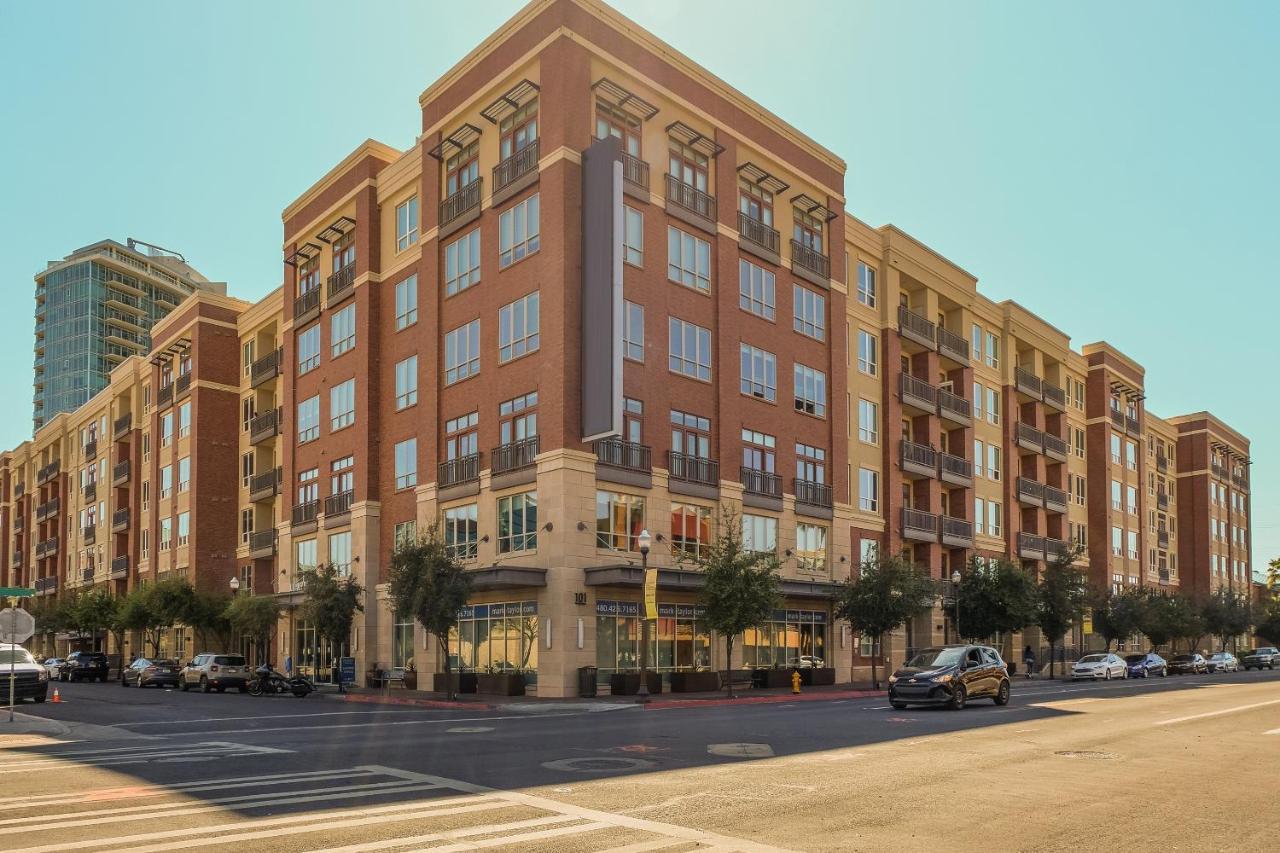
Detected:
left=541, top=757, right=656, bottom=773
left=707, top=743, right=774, bottom=758
left=1054, top=750, right=1119, bottom=760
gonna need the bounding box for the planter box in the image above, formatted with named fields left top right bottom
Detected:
left=668, top=671, right=720, bottom=693
left=476, top=672, right=526, bottom=696
left=403, top=672, right=418, bottom=691
left=752, top=668, right=794, bottom=689
left=433, top=672, right=478, bottom=694
left=801, top=668, right=836, bottom=686
left=609, top=671, right=662, bottom=696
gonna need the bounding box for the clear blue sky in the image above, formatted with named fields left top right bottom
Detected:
left=1, top=1, right=1275, bottom=575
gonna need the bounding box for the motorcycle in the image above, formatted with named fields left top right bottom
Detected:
left=248, top=664, right=314, bottom=698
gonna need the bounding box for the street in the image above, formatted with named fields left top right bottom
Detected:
left=1, top=671, right=1278, bottom=851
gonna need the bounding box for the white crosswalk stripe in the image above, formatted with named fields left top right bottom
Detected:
left=0, top=740, right=289, bottom=773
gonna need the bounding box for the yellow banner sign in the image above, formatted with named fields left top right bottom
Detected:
left=643, top=567, right=658, bottom=620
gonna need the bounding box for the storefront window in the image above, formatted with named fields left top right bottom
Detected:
left=596, top=491, right=645, bottom=551
left=742, top=610, right=828, bottom=669
left=448, top=601, right=538, bottom=683
left=393, top=615, right=415, bottom=668
left=595, top=600, right=712, bottom=683
left=671, top=503, right=712, bottom=558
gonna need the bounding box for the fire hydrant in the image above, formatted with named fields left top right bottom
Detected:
left=791, top=669, right=802, bottom=694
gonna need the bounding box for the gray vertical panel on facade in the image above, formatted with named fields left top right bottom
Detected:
left=581, top=135, right=624, bottom=442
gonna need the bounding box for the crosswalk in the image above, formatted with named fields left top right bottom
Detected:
left=0, top=740, right=290, bottom=774
left=0, top=763, right=790, bottom=852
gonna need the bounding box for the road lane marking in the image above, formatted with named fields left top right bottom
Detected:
left=1154, top=697, right=1280, bottom=726
left=298, top=815, right=593, bottom=853
left=116, top=708, right=442, bottom=727
left=146, top=711, right=582, bottom=739
left=1264, top=728, right=1280, bottom=735
left=0, top=741, right=290, bottom=773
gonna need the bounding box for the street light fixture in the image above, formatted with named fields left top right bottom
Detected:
left=950, top=570, right=962, bottom=643
left=636, top=529, right=652, bottom=702
left=229, top=576, right=241, bottom=595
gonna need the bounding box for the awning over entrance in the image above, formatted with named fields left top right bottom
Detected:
left=468, top=566, right=547, bottom=590
left=583, top=564, right=840, bottom=600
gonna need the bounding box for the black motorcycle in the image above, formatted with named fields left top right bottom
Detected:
left=248, top=665, right=314, bottom=698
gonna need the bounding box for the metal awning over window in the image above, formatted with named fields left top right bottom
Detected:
left=480, top=78, right=539, bottom=124
left=427, top=123, right=483, bottom=161
left=592, top=77, right=659, bottom=121
left=316, top=216, right=356, bottom=244
left=666, top=120, right=724, bottom=158
left=737, top=162, right=790, bottom=195
left=791, top=192, right=837, bottom=222
left=148, top=338, right=190, bottom=366
left=284, top=242, right=323, bottom=269
left=1108, top=380, right=1144, bottom=401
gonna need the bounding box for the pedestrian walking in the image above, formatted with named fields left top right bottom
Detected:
left=1023, top=645, right=1036, bottom=679
left=284, top=652, right=293, bottom=677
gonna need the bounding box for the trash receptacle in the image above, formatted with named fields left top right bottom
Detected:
left=578, top=666, right=598, bottom=698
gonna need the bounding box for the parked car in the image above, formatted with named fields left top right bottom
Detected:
left=0, top=644, right=49, bottom=702
left=1168, top=653, right=1208, bottom=675
left=58, top=651, right=110, bottom=682
left=179, top=653, right=249, bottom=693
left=1205, top=652, right=1238, bottom=673
left=1242, top=647, right=1279, bottom=670
left=1072, top=653, right=1127, bottom=680
left=888, top=644, right=1010, bottom=710
left=1124, top=652, right=1168, bottom=678
left=788, top=655, right=825, bottom=669
left=122, top=657, right=181, bottom=688
left=42, top=658, right=64, bottom=678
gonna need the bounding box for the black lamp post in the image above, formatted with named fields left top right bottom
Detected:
left=636, top=529, right=652, bottom=702
left=951, top=569, right=962, bottom=643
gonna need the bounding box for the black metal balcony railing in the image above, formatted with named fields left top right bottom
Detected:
left=902, top=508, right=939, bottom=537
left=937, top=388, right=971, bottom=420
left=937, top=326, right=969, bottom=364
left=294, top=287, right=321, bottom=320
left=942, top=516, right=974, bottom=543
left=1157, top=491, right=1169, bottom=510
left=1043, top=382, right=1067, bottom=410
left=438, top=454, right=482, bottom=488
left=1018, top=531, right=1046, bottom=559
left=897, top=304, right=936, bottom=348
left=665, top=174, right=717, bottom=223
left=1044, top=485, right=1068, bottom=510
left=113, top=459, right=130, bottom=485
left=111, top=555, right=129, bottom=579
left=324, top=490, right=354, bottom=517
left=83, top=481, right=97, bottom=503
left=249, top=468, right=281, bottom=501
left=1017, top=477, right=1046, bottom=504
left=157, top=382, right=174, bottom=409
left=939, top=453, right=973, bottom=481
left=251, top=347, right=282, bottom=387
left=13, top=517, right=22, bottom=532
left=1017, top=421, right=1044, bottom=451
left=790, top=239, right=830, bottom=281
left=83, top=567, right=95, bottom=583
left=175, top=372, right=192, bottom=397
left=40, top=536, right=58, bottom=558
left=440, top=178, right=483, bottom=229
left=249, top=408, right=281, bottom=444
left=1126, top=414, right=1140, bottom=435
left=35, top=497, right=59, bottom=522
left=1232, top=473, right=1248, bottom=489
left=37, top=460, right=59, bottom=485
left=741, top=466, right=782, bottom=498
left=1156, top=454, right=1168, bottom=473
left=114, top=412, right=132, bottom=438
left=249, top=529, right=277, bottom=557
left=1158, top=568, right=1170, bottom=584
left=1157, top=529, right=1170, bottom=549
left=1014, top=367, right=1042, bottom=398
left=1211, top=462, right=1227, bottom=479
left=900, top=440, right=938, bottom=474
left=594, top=438, right=652, bottom=474
left=84, top=439, right=97, bottom=461
left=34, top=576, right=56, bottom=594
left=794, top=479, right=833, bottom=509
left=738, top=211, right=780, bottom=256
left=1110, top=409, right=1127, bottom=431
left=1045, top=537, right=1070, bottom=561
left=899, top=373, right=938, bottom=409
left=491, top=437, right=540, bottom=476
left=112, top=508, right=129, bottom=531
left=82, top=526, right=96, bottom=545
left=292, top=501, right=319, bottom=527
left=327, top=264, right=355, bottom=302
left=622, top=153, right=649, bottom=190
left=14, top=482, right=24, bottom=499
left=667, top=451, right=719, bottom=488
left=493, top=139, right=539, bottom=194
left=1043, top=432, right=1068, bottom=459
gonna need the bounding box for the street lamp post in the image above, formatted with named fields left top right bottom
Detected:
left=951, top=570, right=962, bottom=643
left=637, top=529, right=652, bottom=703
left=229, top=576, right=241, bottom=595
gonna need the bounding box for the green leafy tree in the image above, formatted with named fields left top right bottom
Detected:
left=1200, top=588, right=1252, bottom=651
left=185, top=590, right=232, bottom=652
left=688, top=509, right=782, bottom=698
left=834, top=553, right=936, bottom=688
left=27, top=597, right=71, bottom=656
left=1266, top=557, right=1280, bottom=593
left=1169, top=593, right=1206, bottom=653
left=299, top=564, right=365, bottom=676
left=1090, top=585, right=1147, bottom=651
left=1141, top=590, right=1204, bottom=653
left=225, top=595, right=280, bottom=665
left=1256, top=599, right=1280, bottom=646
left=70, top=588, right=118, bottom=653
left=954, top=557, right=1036, bottom=642
left=388, top=529, right=473, bottom=700
left=1035, top=548, right=1089, bottom=678
left=118, top=586, right=165, bottom=657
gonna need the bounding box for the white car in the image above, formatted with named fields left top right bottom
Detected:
left=1072, top=653, right=1128, bottom=680
left=42, top=658, right=64, bottom=678
left=1206, top=652, right=1238, bottom=673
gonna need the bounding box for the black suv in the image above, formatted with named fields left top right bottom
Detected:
left=58, top=650, right=110, bottom=682
left=888, top=644, right=1010, bottom=710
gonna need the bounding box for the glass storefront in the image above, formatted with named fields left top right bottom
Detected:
left=392, top=615, right=414, bottom=668
left=742, top=610, right=828, bottom=669
left=595, top=600, right=712, bottom=682
left=294, top=620, right=347, bottom=683
left=448, top=601, right=538, bottom=684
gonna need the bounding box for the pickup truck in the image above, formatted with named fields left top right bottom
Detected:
left=1241, top=647, right=1279, bottom=670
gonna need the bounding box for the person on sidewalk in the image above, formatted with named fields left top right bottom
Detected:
left=1023, top=645, right=1036, bottom=679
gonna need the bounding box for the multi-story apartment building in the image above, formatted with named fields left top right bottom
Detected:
left=0, top=0, right=1255, bottom=690
left=32, top=238, right=223, bottom=431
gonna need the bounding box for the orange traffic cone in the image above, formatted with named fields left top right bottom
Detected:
left=51, top=688, right=62, bottom=703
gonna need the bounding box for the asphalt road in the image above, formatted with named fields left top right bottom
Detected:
left=2, top=669, right=1279, bottom=851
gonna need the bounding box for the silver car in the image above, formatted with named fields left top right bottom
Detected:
left=1206, top=652, right=1238, bottom=673
left=42, top=658, right=64, bottom=678
left=1072, top=653, right=1128, bottom=680
left=179, top=653, right=249, bottom=693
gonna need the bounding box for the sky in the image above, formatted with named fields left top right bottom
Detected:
left=1, top=1, right=1275, bottom=575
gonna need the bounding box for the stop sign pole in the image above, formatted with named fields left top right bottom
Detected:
left=1, top=589, right=36, bottom=723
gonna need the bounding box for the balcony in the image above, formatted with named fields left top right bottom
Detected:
left=82, top=526, right=96, bottom=546
left=1043, top=432, right=1068, bottom=463
left=1156, top=491, right=1169, bottom=511
left=249, top=408, right=281, bottom=446
left=10, top=551, right=21, bottom=568
left=937, top=326, right=970, bottom=366
left=324, top=490, right=354, bottom=520
left=249, top=529, right=277, bottom=559
left=1044, top=484, right=1068, bottom=513
left=896, top=305, right=936, bottom=351
left=1157, top=529, right=1170, bottom=550
left=249, top=468, right=281, bottom=503
left=14, top=482, right=24, bottom=499
left=84, top=439, right=97, bottom=461
left=13, top=517, right=22, bottom=532
left=83, top=480, right=97, bottom=503
left=1125, top=415, right=1140, bottom=436
left=37, top=460, right=59, bottom=486
left=937, top=389, right=972, bottom=424
left=1018, top=532, right=1046, bottom=561
left=898, top=373, right=937, bottom=415
left=1014, top=367, right=1043, bottom=401
left=1045, top=537, right=1070, bottom=562
left=939, top=452, right=973, bottom=487
left=1156, top=454, right=1168, bottom=473
left=294, top=287, right=321, bottom=324
left=82, top=567, right=95, bottom=584
left=113, top=459, right=130, bottom=486
left=111, top=555, right=129, bottom=580
left=37, top=536, right=58, bottom=559
left=492, top=140, right=540, bottom=205
left=157, top=382, right=174, bottom=409
left=250, top=348, right=282, bottom=388
left=740, top=467, right=782, bottom=500
left=492, top=437, right=540, bottom=477
left=35, top=576, right=56, bottom=595
left=113, top=412, right=132, bottom=439
left=1016, top=422, right=1044, bottom=455
left=902, top=508, right=939, bottom=543
left=1017, top=477, right=1046, bottom=507
left=941, top=516, right=974, bottom=548
left=667, top=450, right=718, bottom=489
left=112, top=508, right=129, bottom=533
left=622, top=152, right=650, bottom=198
left=664, top=174, right=717, bottom=234
left=291, top=501, right=318, bottom=528
left=327, top=263, right=355, bottom=306
left=1232, top=473, right=1248, bottom=490
left=35, top=498, right=59, bottom=522
left=1110, top=410, right=1126, bottom=432
left=1043, top=381, right=1067, bottom=412
left=1158, top=568, right=1171, bottom=585
left=176, top=372, right=192, bottom=399
left=1211, top=462, right=1227, bottom=479
left=789, top=239, right=830, bottom=288
left=900, top=441, right=938, bottom=480
left=737, top=212, right=780, bottom=265
left=439, top=178, right=483, bottom=239
left=793, top=479, right=833, bottom=510
left=439, top=454, right=482, bottom=489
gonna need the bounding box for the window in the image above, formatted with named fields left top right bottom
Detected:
left=1112, top=526, right=1123, bottom=556
left=1074, top=427, right=1086, bottom=459
left=624, top=397, right=644, bottom=444
left=1074, top=475, right=1087, bottom=506
left=985, top=332, right=999, bottom=368
left=177, top=457, right=190, bottom=493
left=242, top=340, right=255, bottom=377
left=444, top=319, right=480, bottom=384
left=743, top=514, right=778, bottom=552
left=330, top=455, right=353, bottom=497
left=394, top=520, right=418, bottom=550
left=1126, top=485, right=1137, bottom=515
left=329, top=531, right=352, bottom=576
left=297, top=255, right=320, bottom=297
left=793, top=285, right=825, bottom=340
left=973, top=382, right=983, bottom=420
left=499, top=98, right=538, bottom=159
left=667, top=226, right=711, bottom=292
left=395, top=196, right=419, bottom=251
left=671, top=503, right=712, bottom=558
left=987, top=500, right=1002, bottom=536
left=1112, top=480, right=1123, bottom=511
left=332, top=229, right=355, bottom=274
left=986, top=387, right=1000, bottom=424
left=443, top=504, right=478, bottom=560
left=395, top=275, right=418, bottom=329
left=161, top=413, right=173, bottom=447
left=160, top=518, right=172, bottom=551
left=178, top=403, right=191, bottom=438
left=623, top=301, right=644, bottom=361
left=1127, top=530, right=1139, bottom=560
left=857, top=330, right=878, bottom=375
left=295, top=538, right=317, bottom=576
left=329, top=379, right=355, bottom=431
left=596, top=491, right=645, bottom=551
left=988, top=445, right=1001, bottom=481
left=446, top=146, right=477, bottom=199
left=240, top=509, right=254, bottom=544
left=395, top=356, right=418, bottom=409
left=974, top=439, right=985, bottom=478
left=859, top=468, right=879, bottom=513
left=499, top=391, right=538, bottom=445
left=974, top=498, right=985, bottom=535
left=738, top=259, right=776, bottom=320
left=624, top=206, right=643, bottom=266
left=1111, top=434, right=1122, bottom=465
left=671, top=409, right=710, bottom=458
left=857, top=262, right=876, bottom=308
left=445, top=230, right=480, bottom=296
left=739, top=343, right=776, bottom=401
left=445, top=411, right=479, bottom=459
left=793, top=363, right=827, bottom=417
left=499, top=291, right=540, bottom=361
left=298, top=324, right=320, bottom=373
left=499, top=193, right=540, bottom=267
left=394, top=439, right=417, bottom=490
left=173, top=511, right=188, bottom=546
left=742, top=428, right=776, bottom=473
left=297, top=467, right=318, bottom=507
left=497, top=491, right=538, bottom=553
left=796, top=443, right=826, bottom=484
left=1125, top=439, right=1137, bottom=471
left=596, top=99, right=642, bottom=155
left=669, top=137, right=709, bottom=190
left=160, top=465, right=172, bottom=499
left=796, top=524, right=827, bottom=572
left=794, top=206, right=824, bottom=253
left=971, top=324, right=982, bottom=360
left=331, top=304, right=355, bottom=357
left=241, top=452, right=254, bottom=488
left=669, top=317, right=712, bottom=381
left=858, top=399, right=878, bottom=444
left=297, top=396, right=320, bottom=443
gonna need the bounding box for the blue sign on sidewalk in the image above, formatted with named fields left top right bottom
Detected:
left=338, top=656, right=356, bottom=685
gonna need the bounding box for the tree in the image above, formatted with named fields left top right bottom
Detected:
left=388, top=529, right=473, bottom=700
left=27, top=597, right=71, bottom=656
left=299, top=564, right=364, bottom=677
left=1168, top=593, right=1206, bottom=653
left=1256, top=599, right=1280, bottom=646
left=1141, top=590, right=1204, bottom=653
left=954, top=557, right=1036, bottom=642
left=225, top=594, right=279, bottom=665
left=834, top=553, right=936, bottom=689
left=1090, top=585, right=1147, bottom=651
left=69, top=589, right=117, bottom=652
left=1035, top=549, right=1089, bottom=678
left=688, top=509, right=782, bottom=698
left=1200, top=588, right=1253, bottom=651
left=118, top=586, right=164, bottom=658
left=1138, top=591, right=1178, bottom=650
left=185, top=590, right=232, bottom=652
left=1266, top=557, right=1280, bottom=593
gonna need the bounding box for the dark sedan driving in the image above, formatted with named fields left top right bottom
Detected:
left=1168, top=653, right=1208, bottom=675
left=888, top=645, right=1010, bottom=710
